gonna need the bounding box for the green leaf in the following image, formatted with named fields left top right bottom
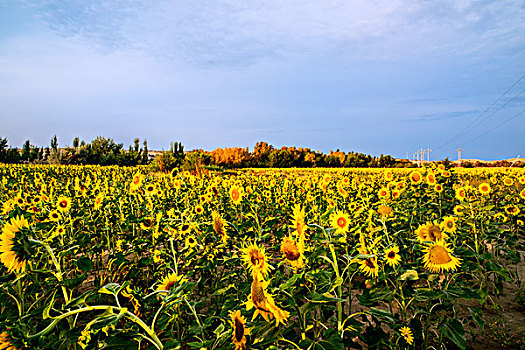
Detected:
left=99, top=282, right=123, bottom=296
left=279, top=272, right=303, bottom=291
left=76, top=256, right=93, bottom=271
left=440, top=319, right=466, bottom=350
left=468, top=307, right=484, bottom=331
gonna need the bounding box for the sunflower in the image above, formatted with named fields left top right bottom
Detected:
left=94, top=193, right=104, bottom=210
left=377, top=205, right=393, bottom=218
left=331, top=211, right=350, bottom=235
left=426, top=172, right=436, bottom=185
left=245, top=273, right=289, bottom=326
left=478, top=183, right=491, bottom=195
left=504, top=204, right=520, bottom=216
left=144, top=184, right=156, bottom=196
left=212, top=211, right=229, bottom=244
left=229, top=310, right=250, bottom=350
left=230, top=185, right=243, bottom=205
left=503, top=177, right=513, bottom=186
left=359, top=256, right=379, bottom=278
left=241, top=243, right=272, bottom=277
left=289, top=204, right=307, bottom=242
left=377, top=187, right=390, bottom=200
left=195, top=205, right=204, bottom=215
left=56, top=196, right=71, bottom=212
left=179, top=223, right=191, bottom=235
left=422, top=239, right=461, bottom=273
left=156, top=272, right=188, bottom=296
left=440, top=216, right=457, bottom=234
left=0, top=331, right=20, bottom=350
left=453, top=205, right=466, bottom=216
left=434, top=184, right=443, bottom=193
left=48, top=210, right=61, bottom=222
left=409, top=170, right=423, bottom=185
left=414, top=224, right=429, bottom=243
left=0, top=216, right=31, bottom=273
left=280, top=236, right=305, bottom=269
left=185, top=235, right=197, bottom=249
left=426, top=223, right=448, bottom=242
left=140, top=217, right=154, bottom=230
left=520, top=189, right=525, bottom=200
left=400, top=326, right=414, bottom=345
left=383, top=245, right=401, bottom=267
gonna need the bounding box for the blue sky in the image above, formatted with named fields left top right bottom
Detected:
left=1, top=0, right=524, bottom=160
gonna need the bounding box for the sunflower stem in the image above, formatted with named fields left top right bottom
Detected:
left=31, top=239, right=70, bottom=304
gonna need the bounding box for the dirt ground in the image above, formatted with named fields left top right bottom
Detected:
left=465, top=260, right=525, bottom=350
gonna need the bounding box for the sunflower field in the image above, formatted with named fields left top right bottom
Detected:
left=0, top=163, right=524, bottom=349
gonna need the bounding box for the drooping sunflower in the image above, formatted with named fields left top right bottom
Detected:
left=241, top=243, right=272, bottom=277
left=409, top=170, right=423, bottom=185
left=383, top=245, right=401, bottom=267
left=289, top=204, right=307, bottom=239
left=280, top=236, right=305, bottom=269
left=56, top=196, right=71, bottom=212
left=414, top=223, right=429, bottom=243
left=422, top=239, right=461, bottom=273
left=229, top=310, right=250, bottom=350
left=331, top=211, right=350, bottom=235
left=245, top=273, right=289, bottom=326
left=0, top=216, right=31, bottom=273
left=400, top=326, right=414, bottom=345
left=478, top=182, right=491, bottom=195
left=230, top=185, right=243, bottom=205
left=212, top=211, right=229, bottom=244
left=440, top=216, right=457, bottom=234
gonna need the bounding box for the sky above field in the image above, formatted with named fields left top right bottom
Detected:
left=1, top=0, right=525, bottom=161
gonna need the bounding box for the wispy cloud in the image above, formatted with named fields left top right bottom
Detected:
left=21, top=0, right=525, bottom=66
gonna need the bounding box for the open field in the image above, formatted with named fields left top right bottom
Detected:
left=1, top=164, right=524, bottom=349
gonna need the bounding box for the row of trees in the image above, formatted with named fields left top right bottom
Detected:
left=1, top=136, right=402, bottom=170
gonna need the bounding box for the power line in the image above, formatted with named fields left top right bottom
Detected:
left=433, top=71, right=525, bottom=151
left=460, top=108, right=525, bottom=146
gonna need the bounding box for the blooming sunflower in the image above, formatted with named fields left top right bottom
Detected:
left=384, top=245, right=401, bottom=267
left=48, top=210, right=61, bottom=222
left=230, top=185, right=243, bottom=205
left=241, top=243, right=272, bottom=277
left=520, top=188, right=525, bottom=200
left=245, top=273, right=289, bottom=326
left=453, top=205, right=466, bottom=216
left=409, top=170, right=423, bottom=185
left=280, top=236, right=305, bottom=270
left=440, top=216, right=457, bottom=234
left=185, top=235, right=197, bottom=249
left=377, top=205, right=393, bottom=218
left=212, top=211, right=229, bottom=244
left=377, top=187, right=390, bottom=200
left=156, top=272, right=188, bottom=297
left=478, top=182, right=491, bottom=195
left=0, top=216, right=31, bottom=273
left=422, top=239, right=461, bottom=273
left=56, top=196, right=71, bottom=212
left=414, top=224, right=429, bottom=243
left=434, top=184, right=443, bottom=193
left=331, top=211, right=350, bottom=235
left=229, top=310, right=250, bottom=350
left=359, top=256, right=379, bottom=278
left=400, top=326, right=414, bottom=345
left=140, top=217, right=154, bottom=230
left=426, top=172, right=436, bottom=185
left=94, top=193, right=104, bottom=210
left=504, top=204, right=520, bottom=216
left=195, top=205, right=204, bottom=215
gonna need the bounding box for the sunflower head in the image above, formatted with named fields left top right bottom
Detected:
left=423, top=239, right=461, bottom=273
left=384, top=245, right=401, bottom=267
left=242, top=243, right=272, bottom=277
left=1, top=216, right=32, bottom=273
left=331, top=211, right=350, bottom=234
left=229, top=310, right=250, bottom=350
left=56, top=196, right=72, bottom=212
left=280, top=236, right=305, bottom=269
left=212, top=211, right=229, bottom=244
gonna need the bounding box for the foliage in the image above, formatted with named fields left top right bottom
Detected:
left=0, top=164, right=524, bottom=349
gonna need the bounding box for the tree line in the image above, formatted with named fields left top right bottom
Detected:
left=0, top=136, right=407, bottom=170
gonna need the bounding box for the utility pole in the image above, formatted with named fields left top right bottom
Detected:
left=416, top=150, right=420, bottom=167
left=420, top=148, right=426, bottom=165
left=427, top=148, right=431, bottom=162
left=458, top=148, right=462, bottom=163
